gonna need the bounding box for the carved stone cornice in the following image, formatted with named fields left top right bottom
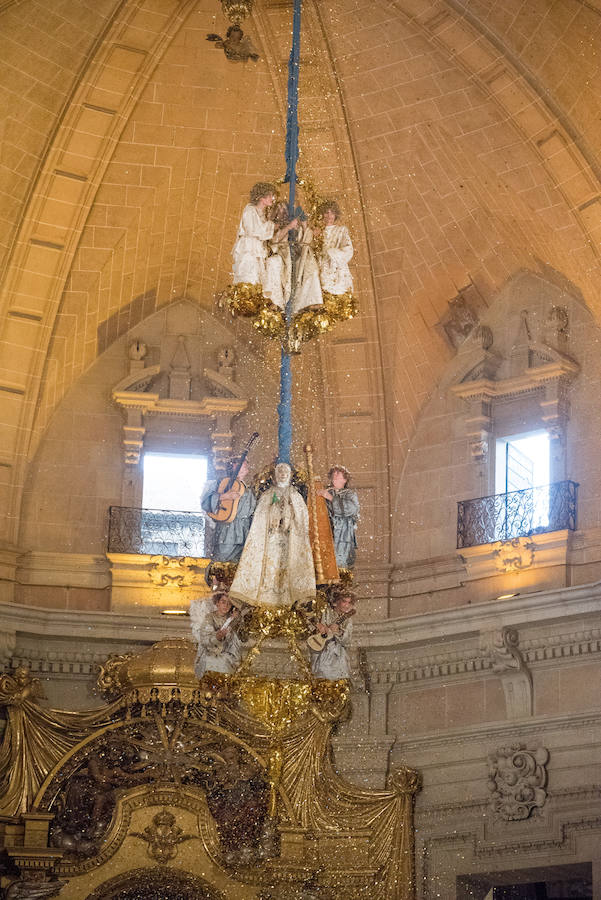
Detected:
left=366, top=618, right=601, bottom=689
left=450, top=358, right=579, bottom=404
left=356, top=579, right=601, bottom=649
left=392, top=711, right=601, bottom=754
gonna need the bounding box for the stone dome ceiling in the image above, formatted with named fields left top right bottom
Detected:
left=1, top=0, right=600, bottom=554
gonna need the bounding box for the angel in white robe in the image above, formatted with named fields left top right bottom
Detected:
left=232, top=183, right=297, bottom=306
left=316, top=200, right=354, bottom=295
left=190, top=591, right=243, bottom=676
left=229, top=463, right=316, bottom=608
left=292, top=220, right=324, bottom=314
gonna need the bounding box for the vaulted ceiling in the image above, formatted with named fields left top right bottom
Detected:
left=1, top=0, right=600, bottom=557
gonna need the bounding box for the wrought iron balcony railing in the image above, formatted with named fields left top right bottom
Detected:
left=457, top=480, right=578, bottom=549
left=107, top=506, right=209, bottom=558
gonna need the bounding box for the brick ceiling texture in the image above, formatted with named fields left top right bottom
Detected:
left=1, top=0, right=600, bottom=548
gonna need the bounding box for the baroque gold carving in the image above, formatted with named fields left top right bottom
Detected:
left=130, top=809, right=197, bottom=862
left=0, top=640, right=420, bottom=899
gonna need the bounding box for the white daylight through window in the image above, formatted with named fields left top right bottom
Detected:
left=495, top=430, right=551, bottom=536
left=142, top=453, right=207, bottom=512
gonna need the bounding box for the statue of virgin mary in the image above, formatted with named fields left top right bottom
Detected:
left=229, top=463, right=316, bottom=608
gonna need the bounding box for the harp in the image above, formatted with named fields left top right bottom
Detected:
left=304, top=443, right=339, bottom=585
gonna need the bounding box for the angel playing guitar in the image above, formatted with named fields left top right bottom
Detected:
left=201, top=434, right=259, bottom=565
left=309, top=590, right=357, bottom=681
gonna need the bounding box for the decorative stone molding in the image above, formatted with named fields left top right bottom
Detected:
left=0, top=543, right=21, bottom=604
left=460, top=528, right=570, bottom=582
left=484, top=627, right=526, bottom=675
left=493, top=536, right=535, bottom=573
left=0, top=629, right=16, bottom=669
left=487, top=744, right=549, bottom=821
left=148, top=556, right=202, bottom=588
left=481, top=626, right=532, bottom=718
left=438, top=282, right=487, bottom=350
left=451, top=313, right=580, bottom=468
left=107, top=552, right=209, bottom=613
left=365, top=617, right=601, bottom=689
left=111, top=341, right=248, bottom=467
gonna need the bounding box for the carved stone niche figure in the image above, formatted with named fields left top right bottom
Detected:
left=439, top=282, right=486, bottom=350
left=487, top=744, right=549, bottom=821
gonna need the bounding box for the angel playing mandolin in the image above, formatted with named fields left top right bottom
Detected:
left=190, top=590, right=247, bottom=677
left=309, top=589, right=357, bottom=681
left=202, top=435, right=259, bottom=565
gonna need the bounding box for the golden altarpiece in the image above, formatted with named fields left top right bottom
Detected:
left=0, top=636, right=420, bottom=899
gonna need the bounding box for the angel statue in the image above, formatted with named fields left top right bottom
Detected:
left=315, top=199, right=354, bottom=296
left=206, top=25, right=260, bottom=62
left=232, top=183, right=298, bottom=307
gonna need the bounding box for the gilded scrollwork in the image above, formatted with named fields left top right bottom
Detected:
left=130, top=809, right=197, bottom=863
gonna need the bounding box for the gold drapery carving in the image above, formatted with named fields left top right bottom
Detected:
left=0, top=641, right=419, bottom=899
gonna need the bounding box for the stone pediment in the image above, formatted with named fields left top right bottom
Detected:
left=452, top=353, right=579, bottom=404
left=111, top=339, right=248, bottom=465
left=450, top=317, right=580, bottom=464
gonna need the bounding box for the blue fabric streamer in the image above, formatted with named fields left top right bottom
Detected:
left=278, top=0, right=302, bottom=466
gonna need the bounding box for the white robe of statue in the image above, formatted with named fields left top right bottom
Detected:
left=292, top=222, right=323, bottom=314
left=232, top=203, right=279, bottom=301
left=229, top=463, right=316, bottom=608
left=319, top=223, right=353, bottom=295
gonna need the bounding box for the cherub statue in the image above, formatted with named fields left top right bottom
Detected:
left=232, top=183, right=298, bottom=306
left=314, top=199, right=354, bottom=296
left=206, top=25, right=260, bottom=62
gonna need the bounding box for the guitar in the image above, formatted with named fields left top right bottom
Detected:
left=206, top=432, right=259, bottom=523
left=306, top=609, right=356, bottom=652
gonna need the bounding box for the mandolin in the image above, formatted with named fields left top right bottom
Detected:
left=306, top=608, right=356, bottom=652
left=206, top=432, right=259, bottom=523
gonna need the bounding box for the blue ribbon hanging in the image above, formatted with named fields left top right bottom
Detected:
left=277, top=0, right=302, bottom=466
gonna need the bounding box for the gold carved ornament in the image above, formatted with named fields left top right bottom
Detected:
left=0, top=641, right=421, bottom=900
left=0, top=668, right=121, bottom=816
